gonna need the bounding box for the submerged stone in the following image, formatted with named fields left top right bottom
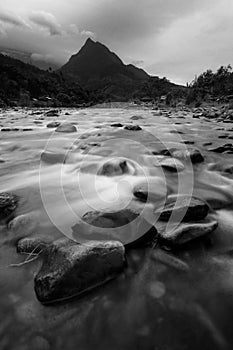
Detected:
left=74, top=209, right=158, bottom=248
left=34, top=239, right=125, bottom=304
left=158, top=195, right=209, bottom=222
left=40, top=151, right=66, bottom=164
left=157, top=217, right=218, bottom=245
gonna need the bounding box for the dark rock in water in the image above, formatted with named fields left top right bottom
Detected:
left=124, top=125, right=142, bottom=131
left=47, top=122, right=61, bottom=128
left=34, top=238, right=125, bottom=304
left=1, top=128, right=11, bottom=132
left=183, top=140, right=195, bottom=145
left=130, top=115, right=143, bottom=120
left=55, top=123, right=77, bottom=133
left=77, top=209, right=157, bottom=248
left=157, top=195, right=209, bottom=222
left=82, top=209, right=138, bottom=228
left=157, top=217, right=218, bottom=245
left=17, top=237, right=48, bottom=254
left=189, top=149, right=204, bottom=164
left=98, top=159, right=134, bottom=176
left=209, top=143, right=233, bottom=153
left=40, top=151, right=66, bottom=164
left=45, top=109, right=59, bottom=117
left=22, top=128, right=33, bottom=131
left=0, top=192, right=17, bottom=220
left=203, top=142, right=212, bottom=146
left=110, top=123, right=123, bottom=127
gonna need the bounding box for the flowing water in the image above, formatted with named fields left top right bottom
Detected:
left=1, top=106, right=233, bottom=350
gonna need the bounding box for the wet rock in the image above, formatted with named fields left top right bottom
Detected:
left=17, top=237, right=48, bottom=254
left=22, top=128, right=33, bottom=131
left=55, top=123, right=77, bottom=133
left=34, top=238, right=125, bottom=304
left=0, top=192, right=17, bottom=220
left=1, top=128, right=11, bottom=132
left=40, top=151, right=66, bottom=164
left=209, top=143, right=233, bottom=153
left=98, top=158, right=134, bottom=176
left=124, top=125, right=142, bottom=131
left=45, top=109, right=59, bottom=117
left=110, top=123, right=123, bottom=127
left=157, top=217, right=218, bottom=245
left=78, top=209, right=158, bottom=248
left=47, top=122, right=61, bottom=128
left=157, top=195, right=209, bottom=222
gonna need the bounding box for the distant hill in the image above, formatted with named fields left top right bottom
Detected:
left=0, top=53, right=89, bottom=106
left=0, top=47, right=60, bottom=71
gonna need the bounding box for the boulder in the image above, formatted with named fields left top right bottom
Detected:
left=124, top=125, right=142, bottom=131
left=98, top=159, right=134, bottom=176
left=40, top=151, right=66, bottom=164
left=0, top=192, right=17, bottom=221
left=157, top=217, right=218, bottom=245
left=55, top=123, right=77, bottom=133
left=47, top=122, right=61, bottom=128
left=157, top=195, right=209, bottom=222
left=34, top=239, right=125, bottom=304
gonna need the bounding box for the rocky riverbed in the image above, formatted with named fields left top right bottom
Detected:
left=1, top=105, right=233, bottom=350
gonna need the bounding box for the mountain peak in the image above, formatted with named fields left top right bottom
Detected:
left=60, top=39, right=149, bottom=84
left=84, top=37, right=95, bottom=46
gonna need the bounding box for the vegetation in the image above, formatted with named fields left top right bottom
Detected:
left=186, top=65, right=233, bottom=104
left=0, top=54, right=90, bottom=107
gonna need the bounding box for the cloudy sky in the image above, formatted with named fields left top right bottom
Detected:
left=0, top=0, right=233, bottom=84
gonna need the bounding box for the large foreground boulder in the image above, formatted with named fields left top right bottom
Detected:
left=34, top=239, right=125, bottom=304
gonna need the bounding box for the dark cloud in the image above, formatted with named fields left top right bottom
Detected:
left=0, top=0, right=232, bottom=83
left=29, top=11, right=62, bottom=36
left=0, top=10, right=25, bottom=27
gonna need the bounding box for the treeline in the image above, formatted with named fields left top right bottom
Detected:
left=0, top=54, right=91, bottom=107
left=186, top=65, right=233, bottom=104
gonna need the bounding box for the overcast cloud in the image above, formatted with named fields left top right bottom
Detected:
left=0, top=0, right=232, bottom=84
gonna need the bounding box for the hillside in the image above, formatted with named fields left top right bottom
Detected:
left=0, top=53, right=89, bottom=107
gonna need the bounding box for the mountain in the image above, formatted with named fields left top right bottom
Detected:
left=0, top=47, right=60, bottom=71
left=60, top=38, right=150, bottom=99
left=0, top=53, right=90, bottom=107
